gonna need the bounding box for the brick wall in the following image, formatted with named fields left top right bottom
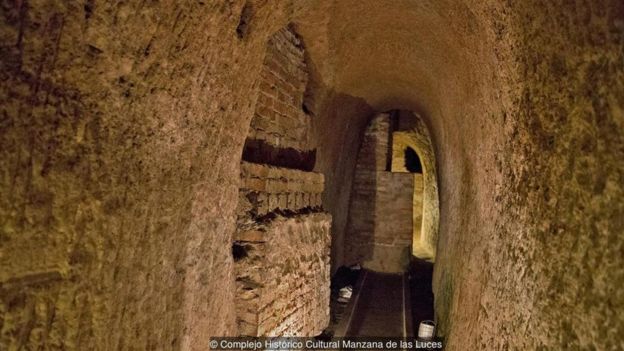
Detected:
left=237, top=162, right=323, bottom=220
left=346, top=171, right=414, bottom=272
left=234, top=213, right=331, bottom=336
left=233, top=26, right=330, bottom=337
left=354, top=113, right=390, bottom=171
left=310, top=95, right=374, bottom=274
left=234, top=162, right=330, bottom=336
left=247, top=27, right=311, bottom=151
left=345, top=114, right=415, bottom=272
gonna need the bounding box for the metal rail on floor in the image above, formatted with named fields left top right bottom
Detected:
left=402, top=273, right=414, bottom=338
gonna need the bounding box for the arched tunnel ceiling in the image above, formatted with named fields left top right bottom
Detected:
left=294, top=0, right=504, bottom=118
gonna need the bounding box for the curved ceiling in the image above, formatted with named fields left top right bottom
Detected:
left=295, top=0, right=505, bottom=120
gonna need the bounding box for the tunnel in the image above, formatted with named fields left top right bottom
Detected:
left=0, top=1, right=623, bottom=350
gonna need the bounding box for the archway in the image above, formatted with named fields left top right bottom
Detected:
left=343, top=109, right=439, bottom=272
left=389, top=110, right=439, bottom=262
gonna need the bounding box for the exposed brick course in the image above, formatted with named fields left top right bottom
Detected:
left=247, top=27, right=312, bottom=151
left=234, top=213, right=331, bottom=337
left=232, top=27, right=329, bottom=337
left=237, top=161, right=324, bottom=223
left=345, top=114, right=415, bottom=272
left=235, top=161, right=330, bottom=335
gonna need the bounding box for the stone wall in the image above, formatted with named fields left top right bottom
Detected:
left=0, top=2, right=301, bottom=350
left=445, top=2, right=624, bottom=349
left=345, top=114, right=414, bottom=272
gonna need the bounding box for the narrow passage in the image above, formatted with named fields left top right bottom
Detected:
left=344, top=271, right=411, bottom=337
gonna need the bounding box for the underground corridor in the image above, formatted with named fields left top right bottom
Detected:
left=1, top=1, right=623, bottom=350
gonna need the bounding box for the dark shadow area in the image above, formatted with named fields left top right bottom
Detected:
left=242, top=138, right=316, bottom=171
left=318, top=266, right=362, bottom=338
left=331, top=266, right=362, bottom=290
left=235, top=2, right=253, bottom=39
left=405, top=147, right=423, bottom=173
left=408, top=257, right=435, bottom=336
left=232, top=243, right=249, bottom=261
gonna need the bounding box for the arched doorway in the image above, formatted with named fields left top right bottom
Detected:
left=344, top=110, right=439, bottom=272
left=389, top=111, right=439, bottom=262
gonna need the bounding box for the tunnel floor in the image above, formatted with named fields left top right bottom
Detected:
left=343, top=271, right=410, bottom=337
left=327, top=259, right=435, bottom=339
